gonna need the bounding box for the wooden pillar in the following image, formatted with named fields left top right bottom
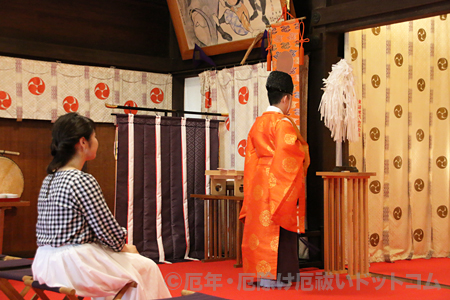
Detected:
left=306, top=19, right=342, bottom=236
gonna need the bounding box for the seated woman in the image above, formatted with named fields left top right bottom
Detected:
left=32, top=112, right=171, bottom=300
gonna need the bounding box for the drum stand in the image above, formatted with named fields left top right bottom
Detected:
left=0, top=150, right=30, bottom=253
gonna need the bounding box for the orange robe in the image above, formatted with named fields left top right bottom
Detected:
left=239, top=110, right=309, bottom=279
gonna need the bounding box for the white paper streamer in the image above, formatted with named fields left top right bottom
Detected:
left=319, top=59, right=359, bottom=142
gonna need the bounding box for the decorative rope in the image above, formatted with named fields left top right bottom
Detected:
left=298, top=19, right=309, bottom=65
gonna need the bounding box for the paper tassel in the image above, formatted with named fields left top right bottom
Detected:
left=318, top=59, right=359, bottom=143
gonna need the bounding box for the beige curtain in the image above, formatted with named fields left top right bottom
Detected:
left=346, top=14, right=450, bottom=262
left=199, top=63, right=271, bottom=171
left=199, top=59, right=309, bottom=171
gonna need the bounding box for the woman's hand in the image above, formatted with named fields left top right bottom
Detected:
left=121, top=244, right=139, bottom=254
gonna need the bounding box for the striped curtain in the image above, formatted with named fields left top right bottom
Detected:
left=346, top=14, right=450, bottom=262
left=115, top=114, right=219, bottom=262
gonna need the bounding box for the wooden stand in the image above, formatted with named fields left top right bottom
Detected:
left=0, top=201, right=30, bottom=253
left=205, top=170, right=244, bottom=197
left=190, top=194, right=243, bottom=268
left=316, top=172, right=375, bottom=279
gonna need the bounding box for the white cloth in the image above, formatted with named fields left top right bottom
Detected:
left=32, top=243, right=171, bottom=300
left=266, top=106, right=283, bottom=113
left=267, top=105, right=293, bottom=124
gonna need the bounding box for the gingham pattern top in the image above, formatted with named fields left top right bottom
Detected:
left=36, top=169, right=127, bottom=252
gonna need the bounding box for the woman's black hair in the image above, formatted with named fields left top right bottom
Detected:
left=46, top=112, right=96, bottom=174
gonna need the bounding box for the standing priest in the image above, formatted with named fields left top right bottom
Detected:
left=239, top=70, right=310, bottom=288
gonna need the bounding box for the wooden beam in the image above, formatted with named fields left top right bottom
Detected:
left=0, top=37, right=172, bottom=73
left=311, top=0, right=450, bottom=32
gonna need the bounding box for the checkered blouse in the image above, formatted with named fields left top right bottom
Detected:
left=36, top=169, right=127, bottom=252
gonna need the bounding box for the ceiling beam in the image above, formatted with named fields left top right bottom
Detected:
left=311, top=0, right=450, bottom=32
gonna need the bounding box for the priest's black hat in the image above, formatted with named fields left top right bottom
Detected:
left=266, top=71, right=293, bottom=94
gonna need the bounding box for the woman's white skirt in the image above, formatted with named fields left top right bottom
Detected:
left=32, top=243, right=171, bottom=300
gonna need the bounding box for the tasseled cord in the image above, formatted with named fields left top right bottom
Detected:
left=298, top=19, right=309, bottom=66
left=267, top=18, right=309, bottom=70
left=267, top=2, right=295, bottom=71
left=318, top=59, right=359, bottom=143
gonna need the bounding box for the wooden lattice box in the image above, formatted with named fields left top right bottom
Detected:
left=205, top=170, right=244, bottom=197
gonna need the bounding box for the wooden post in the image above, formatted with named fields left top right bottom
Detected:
left=323, top=178, right=329, bottom=273
left=348, top=178, right=354, bottom=276
left=329, top=178, right=335, bottom=272
left=193, top=194, right=243, bottom=266
left=235, top=200, right=243, bottom=268
left=363, top=178, right=370, bottom=275
left=0, top=208, right=7, bottom=254
left=0, top=202, right=30, bottom=254
left=339, top=178, right=345, bottom=271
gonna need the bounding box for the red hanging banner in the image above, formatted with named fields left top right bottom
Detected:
left=269, top=18, right=308, bottom=126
